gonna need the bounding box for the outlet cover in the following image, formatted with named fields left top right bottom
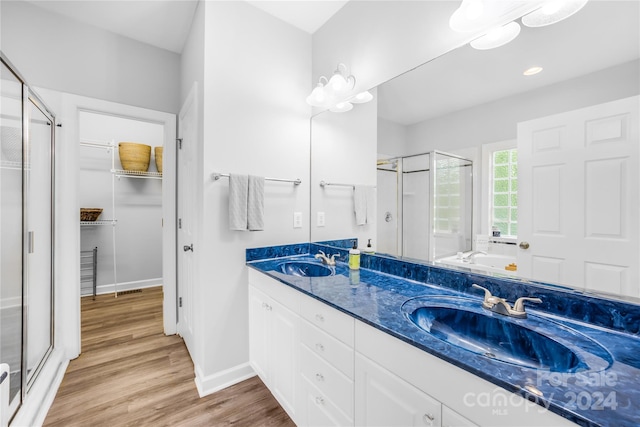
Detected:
left=317, top=212, right=325, bottom=227
left=293, top=212, right=302, bottom=228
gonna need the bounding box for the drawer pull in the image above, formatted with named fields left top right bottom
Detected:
left=315, top=373, right=325, bottom=381
left=315, top=397, right=324, bottom=405
left=315, top=343, right=325, bottom=352
left=315, top=313, right=325, bottom=322
left=423, top=413, right=435, bottom=425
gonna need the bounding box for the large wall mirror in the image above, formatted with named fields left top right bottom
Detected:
left=310, top=1, right=640, bottom=301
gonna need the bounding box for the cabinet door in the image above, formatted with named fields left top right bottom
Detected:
left=300, top=377, right=353, bottom=427
left=270, top=298, right=298, bottom=418
left=442, top=406, right=478, bottom=427
left=248, top=286, right=270, bottom=382
left=355, top=354, right=441, bottom=427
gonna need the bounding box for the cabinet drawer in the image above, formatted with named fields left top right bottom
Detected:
left=301, top=377, right=353, bottom=427
left=248, top=269, right=300, bottom=311
left=301, top=319, right=354, bottom=379
left=300, top=294, right=354, bottom=346
left=301, top=344, right=354, bottom=418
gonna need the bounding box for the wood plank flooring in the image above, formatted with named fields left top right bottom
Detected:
left=44, top=287, right=295, bottom=427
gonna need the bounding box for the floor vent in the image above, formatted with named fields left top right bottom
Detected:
left=118, top=289, right=143, bottom=295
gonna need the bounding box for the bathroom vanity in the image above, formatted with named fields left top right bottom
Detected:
left=247, top=243, right=640, bottom=427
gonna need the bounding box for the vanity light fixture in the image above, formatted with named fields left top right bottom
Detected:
left=306, top=63, right=372, bottom=112
left=523, top=66, right=543, bottom=76
left=470, top=21, right=521, bottom=50
left=522, top=0, right=589, bottom=28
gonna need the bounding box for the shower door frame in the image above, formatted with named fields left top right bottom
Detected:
left=1, top=51, right=56, bottom=422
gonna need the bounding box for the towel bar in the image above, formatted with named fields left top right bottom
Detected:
left=211, top=172, right=301, bottom=185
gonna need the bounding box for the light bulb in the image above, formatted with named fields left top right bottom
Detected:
left=522, top=0, right=589, bottom=28
left=330, top=102, right=353, bottom=113
left=306, top=82, right=327, bottom=107
left=328, top=72, right=348, bottom=93
left=465, top=0, right=484, bottom=20
left=470, top=21, right=521, bottom=50
left=351, top=91, right=373, bottom=104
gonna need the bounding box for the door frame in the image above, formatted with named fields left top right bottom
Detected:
left=43, top=89, right=177, bottom=360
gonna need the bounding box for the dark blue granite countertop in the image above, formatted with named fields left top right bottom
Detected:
left=246, top=245, right=640, bottom=427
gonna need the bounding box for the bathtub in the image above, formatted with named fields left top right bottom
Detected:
left=435, top=253, right=518, bottom=276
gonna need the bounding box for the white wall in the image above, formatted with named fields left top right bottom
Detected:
left=79, top=112, right=163, bottom=294
left=0, top=0, right=181, bottom=114
left=311, top=98, right=378, bottom=244
left=178, top=1, right=312, bottom=395
left=378, top=116, right=407, bottom=158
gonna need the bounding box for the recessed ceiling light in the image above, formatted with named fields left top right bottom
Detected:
left=523, top=66, right=543, bottom=76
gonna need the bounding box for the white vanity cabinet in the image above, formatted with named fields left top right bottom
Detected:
left=298, top=293, right=355, bottom=426
left=248, top=270, right=300, bottom=421
left=248, top=270, right=575, bottom=427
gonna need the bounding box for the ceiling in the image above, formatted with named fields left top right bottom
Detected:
left=24, top=0, right=348, bottom=54
left=377, top=1, right=640, bottom=125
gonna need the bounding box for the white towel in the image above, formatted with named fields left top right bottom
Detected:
left=354, top=186, right=368, bottom=225
left=354, top=185, right=376, bottom=226
left=229, top=174, right=248, bottom=230
left=248, top=175, right=265, bottom=231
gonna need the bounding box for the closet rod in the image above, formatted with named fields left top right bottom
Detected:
left=211, top=172, right=301, bottom=186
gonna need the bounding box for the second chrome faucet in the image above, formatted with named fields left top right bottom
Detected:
left=472, top=284, right=541, bottom=319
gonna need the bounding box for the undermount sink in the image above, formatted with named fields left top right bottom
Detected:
left=275, top=261, right=334, bottom=277
left=402, top=296, right=612, bottom=372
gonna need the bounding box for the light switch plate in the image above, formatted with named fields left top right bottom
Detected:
left=317, top=212, right=325, bottom=227
left=293, top=212, right=302, bottom=228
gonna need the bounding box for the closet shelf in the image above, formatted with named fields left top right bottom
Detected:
left=112, top=169, right=162, bottom=180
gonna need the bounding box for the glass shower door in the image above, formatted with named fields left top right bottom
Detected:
left=1, top=57, right=24, bottom=419
left=24, top=95, right=54, bottom=389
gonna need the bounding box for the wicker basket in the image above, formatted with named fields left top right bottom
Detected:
left=80, top=208, right=103, bottom=222
left=118, top=142, right=151, bottom=172
left=154, top=146, right=163, bottom=173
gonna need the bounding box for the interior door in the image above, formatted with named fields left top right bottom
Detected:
left=518, top=96, right=639, bottom=297
left=176, top=86, right=197, bottom=354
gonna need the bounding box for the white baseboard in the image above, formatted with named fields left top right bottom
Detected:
left=81, top=278, right=163, bottom=296
left=194, top=363, right=256, bottom=398
left=11, top=349, right=68, bottom=427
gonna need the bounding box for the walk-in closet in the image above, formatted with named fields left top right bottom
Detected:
left=79, top=112, right=164, bottom=298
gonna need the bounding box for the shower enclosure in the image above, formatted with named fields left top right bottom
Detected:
left=377, top=151, right=473, bottom=262
left=1, top=53, right=55, bottom=423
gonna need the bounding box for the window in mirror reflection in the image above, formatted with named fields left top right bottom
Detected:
left=491, top=148, right=518, bottom=237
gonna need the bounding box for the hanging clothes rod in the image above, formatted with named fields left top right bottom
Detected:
left=211, top=172, right=301, bottom=186
left=319, top=180, right=354, bottom=188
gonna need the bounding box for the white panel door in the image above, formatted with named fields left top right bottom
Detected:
left=518, top=96, right=639, bottom=297
left=177, top=85, right=197, bottom=354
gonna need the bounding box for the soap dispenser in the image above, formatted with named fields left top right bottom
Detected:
left=349, top=240, right=360, bottom=270
left=364, top=238, right=375, bottom=254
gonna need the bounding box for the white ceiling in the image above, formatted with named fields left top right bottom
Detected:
left=24, top=0, right=348, bottom=54
left=377, top=1, right=640, bottom=125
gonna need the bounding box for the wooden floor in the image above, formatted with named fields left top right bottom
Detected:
left=44, top=287, right=295, bottom=427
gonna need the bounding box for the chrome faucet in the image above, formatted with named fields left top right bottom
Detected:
left=315, top=250, right=339, bottom=266
left=462, top=251, right=487, bottom=263
left=471, top=284, right=541, bottom=319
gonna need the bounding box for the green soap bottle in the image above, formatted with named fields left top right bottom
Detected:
left=348, top=240, right=360, bottom=270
